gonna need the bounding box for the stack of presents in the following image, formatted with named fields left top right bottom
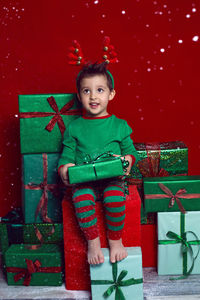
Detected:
left=0, top=93, right=200, bottom=299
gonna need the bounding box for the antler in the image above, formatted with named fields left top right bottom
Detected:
left=68, top=40, right=85, bottom=66
left=68, top=37, right=118, bottom=66
left=102, top=36, right=118, bottom=64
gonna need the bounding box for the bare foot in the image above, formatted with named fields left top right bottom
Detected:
left=88, top=237, right=104, bottom=265
left=108, top=239, right=128, bottom=263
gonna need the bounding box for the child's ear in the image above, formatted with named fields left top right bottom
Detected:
left=77, top=93, right=81, bottom=102
left=109, top=89, right=116, bottom=101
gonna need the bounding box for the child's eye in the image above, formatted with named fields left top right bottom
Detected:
left=83, top=89, right=90, bottom=94
left=97, top=88, right=104, bottom=93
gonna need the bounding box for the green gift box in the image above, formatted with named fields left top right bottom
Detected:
left=0, top=223, right=9, bottom=255
left=90, top=247, right=143, bottom=300
left=22, top=153, right=64, bottom=223
left=158, top=211, right=200, bottom=276
left=144, top=175, right=200, bottom=213
left=129, top=141, right=188, bottom=184
left=23, top=223, right=63, bottom=244
left=0, top=209, right=63, bottom=246
left=68, top=155, right=127, bottom=184
left=140, top=202, right=156, bottom=224
left=19, top=93, right=81, bottom=154
left=5, top=244, right=63, bottom=286
left=0, top=208, right=24, bottom=257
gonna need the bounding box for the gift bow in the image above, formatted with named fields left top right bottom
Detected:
left=159, top=230, right=200, bottom=279
left=158, top=183, right=186, bottom=214
left=91, top=262, right=143, bottom=300
left=6, top=259, right=61, bottom=286
left=20, top=96, right=81, bottom=136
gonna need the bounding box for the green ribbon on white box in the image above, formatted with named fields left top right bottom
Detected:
left=158, top=212, right=200, bottom=279
left=91, top=261, right=143, bottom=299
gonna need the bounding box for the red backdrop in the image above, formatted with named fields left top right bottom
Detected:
left=1, top=0, right=200, bottom=216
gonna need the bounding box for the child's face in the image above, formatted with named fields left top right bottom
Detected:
left=78, top=74, right=115, bottom=118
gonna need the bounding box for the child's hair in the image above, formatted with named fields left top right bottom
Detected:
left=76, top=62, right=114, bottom=93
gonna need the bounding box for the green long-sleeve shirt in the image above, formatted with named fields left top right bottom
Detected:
left=58, top=114, right=139, bottom=168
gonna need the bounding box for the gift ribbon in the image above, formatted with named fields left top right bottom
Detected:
left=83, top=151, right=129, bottom=179
left=158, top=213, right=200, bottom=279
left=137, top=143, right=169, bottom=177
left=91, top=261, right=143, bottom=299
left=6, top=258, right=61, bottom=286
left=145, top=183, right=200, bottom=214
left=24, top=153, right=61, bottom=246
left=20, top=96, right=81, bottom=136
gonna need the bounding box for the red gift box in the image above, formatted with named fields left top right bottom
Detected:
left=62, top=185, right=141, bottom=291
left=141, top=224, right=157, bottom=267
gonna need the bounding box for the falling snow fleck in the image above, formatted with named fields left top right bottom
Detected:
left=186, top=14, right=191, bottom=18
left=192, top=8, right=197, bottom=13
left=178, top=39, right=183, bottom=44
left=160, top=48, right=165, bottom=53
left=14, top=114, right=18, bottom=118
left=147, top=68, right=151, bottom=72
left=121, top=10, right=126, bottom=14
left=192, top=35, right=199, bottom=42
left=94, top=0, right=99, bottom=4
left=102, top=14, right=106, bottom=18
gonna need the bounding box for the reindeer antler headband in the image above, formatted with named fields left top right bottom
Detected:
left=68, top=36, right=118, bottom=88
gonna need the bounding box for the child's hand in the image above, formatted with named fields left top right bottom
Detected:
left=113, top=154, right=132, bottom=176
left=59, top=163, right=75, bottom=185
left=123, top=155, right=132, bottom=175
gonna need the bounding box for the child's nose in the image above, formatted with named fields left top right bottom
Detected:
left=90, top=91, right=96, bottom=99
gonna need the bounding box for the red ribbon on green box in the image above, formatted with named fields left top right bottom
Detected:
left=24, top=153, right=60, bottom=224
left=145, top=183, right=200, bottom=214
left=20, top=96, right=81, bottom=136
left=138, top=143, right=169, bottom=177
left=6, top=258, right=61, bottom=286
left=24, top=153, right=62, bottom=245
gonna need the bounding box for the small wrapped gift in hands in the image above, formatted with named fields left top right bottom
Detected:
left=68, top=152, right=129, bottom=184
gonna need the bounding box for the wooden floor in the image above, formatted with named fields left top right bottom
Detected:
left=1, top=256, right=200, bottom=300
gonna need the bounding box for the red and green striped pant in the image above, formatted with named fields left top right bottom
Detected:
left=72, top=180, right=126, bottom=240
